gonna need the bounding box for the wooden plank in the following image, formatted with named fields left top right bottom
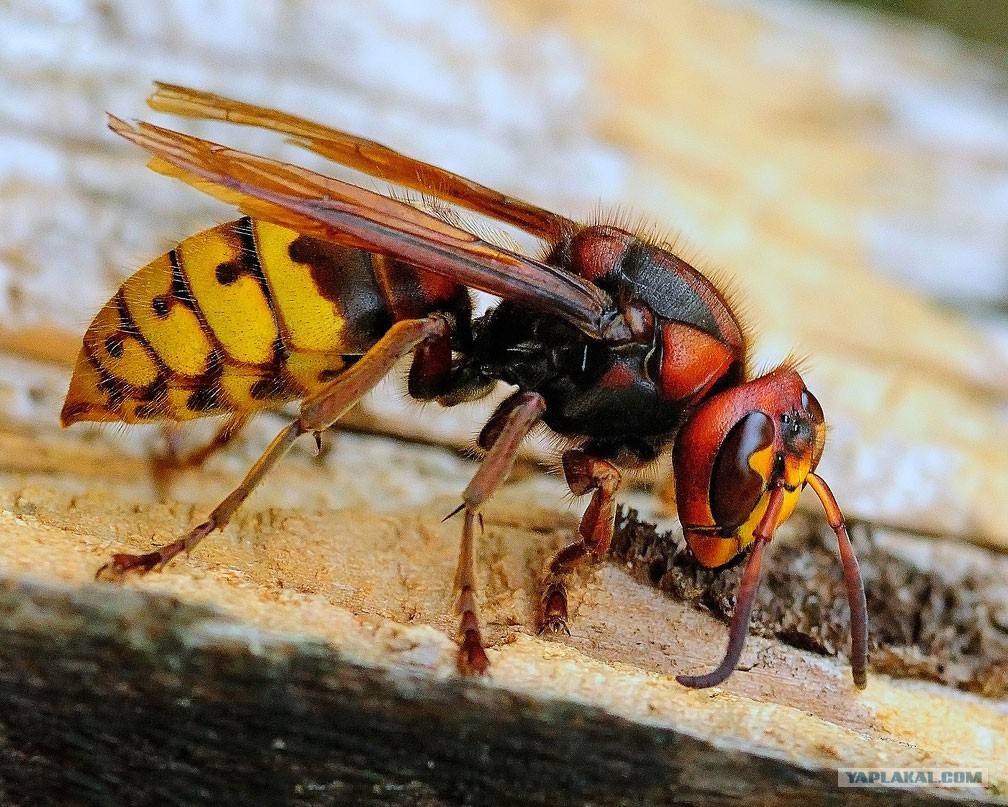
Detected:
left=0, top=578, right=971, bottom=806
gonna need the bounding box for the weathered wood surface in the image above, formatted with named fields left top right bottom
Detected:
left=1, top=437, right=1005, bottom=804
left=0, top=579, right=969, bottom=807
left=1, top=0, right=1007, bottom=805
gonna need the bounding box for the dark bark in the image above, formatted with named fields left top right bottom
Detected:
left=0, top=579, right=959, bottom=806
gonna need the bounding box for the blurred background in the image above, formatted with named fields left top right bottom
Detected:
left=843, top=0, right=1008, bottom=49
left=1, top=0, right=1006, bottom=544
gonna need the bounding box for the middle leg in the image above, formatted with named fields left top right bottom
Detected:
left=150, top=412, right=251, bottom=498
left=451, top=390, right=546, bottom=674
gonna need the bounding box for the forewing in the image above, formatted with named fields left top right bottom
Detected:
left=109, top=116, right=617, bottom=339
left=147, top=82, right=576, bottom=242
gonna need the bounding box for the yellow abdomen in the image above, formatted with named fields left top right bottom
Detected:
left=62, top=217, right=466, bottom=426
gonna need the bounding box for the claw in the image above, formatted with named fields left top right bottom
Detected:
left=455, top=602, right=490, bottom=675
left=539, top=615, right=571, bottom=636
left=95, top=550, right=165, bottom=581
left=457, top=638, right=490, bottom=675
left=441, top=502, right=466, bottom=523
left=540, top=582, right=571, bottom=636
left=94, top=521, right=215, bottom=583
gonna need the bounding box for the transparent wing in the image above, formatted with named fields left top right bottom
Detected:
left=147, top=82, right=576, bottom=242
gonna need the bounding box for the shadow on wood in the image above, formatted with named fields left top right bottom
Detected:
left=0, top=578, right=953, bottom=806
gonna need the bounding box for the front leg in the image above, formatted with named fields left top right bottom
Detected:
left=540, top=450, right=622, bottom=634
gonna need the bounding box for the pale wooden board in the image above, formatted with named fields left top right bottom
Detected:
left=0, top=429, right=1005, bottom=801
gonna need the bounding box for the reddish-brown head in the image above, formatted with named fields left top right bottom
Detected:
left=671, top=366, right=867, bottom=691
left=673, top=366, right=824, bottom=567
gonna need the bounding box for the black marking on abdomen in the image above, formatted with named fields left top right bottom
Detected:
left=116, top=290, right=167, bottom=371
left=82, top=343, right=130, bottom=413
left=169, top=248, right=198, bottom=311
left=104, top=335, right=124, bottom=359
left=271, top=335, right=289, bottom=363
left=248, top=332, right=305, bottom=403
left=215, top=262, right=240, bottom=285
left=185, top=352, right=226, bottom=413
left=235, top=218, right=265, bottom=278
left=249, top=376, right=287, bottom=401
left=168, top=244, right=232, bottom=388
left=288, top=235, right=392, bottom=353
left=113, top=289, right=172, bottom=410
left=136, top=376, right=169, bottom=414
left=227, top=217, right=290, bottom=364
left=96, top=372, right=129, bottom=411
left=215, top=218, right=269, bottom=289
left=186, top=384, right=220, bottom=412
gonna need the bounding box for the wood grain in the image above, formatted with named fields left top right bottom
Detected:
left=2, top=578, right=972, bottom=807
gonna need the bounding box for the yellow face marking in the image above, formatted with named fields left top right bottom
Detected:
left=727, top=439, right=792, bottom=553
left=178, top=226, right=278, bottom=365
left=737, top=486, right=802, bottom=552
left=748, top=441, right=775, bottom=484
left=740, top=448, right=811, bottom=550
left=255, top=220, right=346, bottom=352
left=83, top=302, right=159, bottom=389
left=709, top=438, right=808, bottom=558
left=123, top=254, right=213, bottom=377
left=781, top=452, right=813, bottom=491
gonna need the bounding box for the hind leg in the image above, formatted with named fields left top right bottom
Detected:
left=99, top=419, right=303, bottom=577
left=98, top=316, right=448, bottom=579
left=150, top=413, right=251, bottom=499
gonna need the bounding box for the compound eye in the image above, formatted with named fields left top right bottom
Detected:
left=802, top=387, right=827, bottom=469
left=802, top=387, right=824, bottom=425
left=709, top=411, right=775, bottom=531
